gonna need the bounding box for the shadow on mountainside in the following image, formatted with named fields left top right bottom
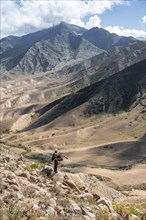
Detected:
left=22, top=59, right=146, bottom=132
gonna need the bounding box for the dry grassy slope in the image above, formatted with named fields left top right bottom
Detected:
left=21, top=59, right=146, bottom=132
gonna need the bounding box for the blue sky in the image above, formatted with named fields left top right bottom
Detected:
left=1, top=0, right=146, bottom=39
left=100, top=0, right=145, bottom=29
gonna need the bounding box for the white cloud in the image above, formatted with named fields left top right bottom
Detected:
left=105, top=26, right=146, bottom=39
left=85, top=15, right=101, bottom=29
left=142, top=16, right=146, bottom=23
left=1, top=0, right=128, bottom=38
left=71, top=15, right=101, bottom=29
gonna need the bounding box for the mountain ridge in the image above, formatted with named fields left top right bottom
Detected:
left=0, top=22, right=138, bottom=75
left=22, top=59, right=146, bottom=131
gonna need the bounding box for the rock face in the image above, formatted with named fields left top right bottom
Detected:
left=0, top=144, right=144, bottom=220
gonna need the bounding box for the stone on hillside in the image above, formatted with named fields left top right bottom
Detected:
left=48, top=198, right=57, bottom=208
left=15, top=170, right=23, bottom=176
left=81, top=206, right=96, bottom=219
left=41, top=166, right=53, bottom=177
left=53, top=172, right=64, bottom=183
left=83, top=215, right=92, bottom=220
left=33, top=203, right=40, bottom=211
left=4, top=156, right=12, bottom=162
left=7, top=172, right=16, bottom=180
left=0, top=182, right=8, bottom=191
left=7, top=178, right=19, bottom=187
left=16, top=192, right=24, bottom=200
left=69, top=199, right=82, bottom=214
left=63, top=175, right=80, bottom=192
left=79, top=192, right=94, bottom=200
left=67, top=174, right=86, bottom=190
left=30, top=175, right=37, bottom=183
left=129, top=214, right=141, bottom=220
left=47, top=206, right=57, bottom=218
left=9, top=184, right=19, bottom=191
left=38, top=218, right=49, bottom=220
left=3, top=191, right=16, bottom=202
left=37, top=188, right=47, bottom=197
left=96, top=197, right=114, bottom=213
left=92, top=193, right=101, bottom=201
left=55, top=205, right=64, bottom=216
left=86, top=211, right=96, bottom=219
left=18, top=171, right=30, bottom=180
left=38, top=183, right=46, bottom=188
left=110, top=212, right=123, bottom=220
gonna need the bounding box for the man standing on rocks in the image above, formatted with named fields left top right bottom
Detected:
left=51, top=150, right=65, bottom=173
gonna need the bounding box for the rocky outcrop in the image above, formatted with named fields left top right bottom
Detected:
left=0, top=144, right=145, bottom=220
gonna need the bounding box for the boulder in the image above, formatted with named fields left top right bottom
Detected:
left=0, top=182, right=8, bottom=191
left=92, top=193, right=101, bottom=201
left=81, top=206, right=96, bottom=219
left=63, top=175, right=80, bottom=192
left=16, top=192, right=24, bottom=200
left=53, top=172, right=64, bottom=183
left=18, top=171, right=30, bottom=180
left=55, top=205, right=64, bottom=216
left=7, top=172, right=16, bottom=180
left=9, top=184, right=19, bottom=191
left=37, top=188, right=47, bottom=197
left=96, top=197, right=114, bottom=213
left=2, top=191, right=16, bottom=203
left=110, top=212, right=123, bottom=220
left=49, top=198, right=57, bottom=208
left=41, top=166, right=53, bottom=177
left=69, top=199, right=82, bottom=214
left=4, top=156, right=12, bottom=162
left=129, top=214, right=141, bottom=220
left=79, top=192, right=94, bottom=200
left=33, top=203, right=40, bottom=211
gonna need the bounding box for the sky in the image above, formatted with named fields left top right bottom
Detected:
left=0, top=0, right=146, bottom=39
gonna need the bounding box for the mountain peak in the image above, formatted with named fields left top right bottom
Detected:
left=0, top=22, right=138, bottom=75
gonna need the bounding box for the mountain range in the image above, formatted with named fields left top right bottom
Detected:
left=0, top=22, right=139, bottom=76
left=0, top=22, right=146, bottom=135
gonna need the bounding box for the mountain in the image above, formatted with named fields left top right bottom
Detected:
left=0, top=22, right=138, bottom=75
left=23, top=59, right=146, bottom=131
left=0, top=22, right=102, bottom=74
left=83, top=27, right=137, bottom=50
left=52, top=41, right=146, bottom=91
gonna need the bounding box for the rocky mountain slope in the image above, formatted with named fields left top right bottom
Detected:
left=0, top=22, right=138, bottom=75
left=83, top=27, right=137, bottom=50
left=0, top=144, right=145, bottom=220
left=53, top=41, right=146, bottom=91
left=23, top=59, right=146, bottom=131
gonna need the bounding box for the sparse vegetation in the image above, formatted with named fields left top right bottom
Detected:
left=96, top=209, right=110, bottom=220
left=141, top=110, right=146, bottom=114
left=113, top=202, right=146, bottom=219
left=0, top=140, right=31, bottom=157
left=30, top=161, right=44, bottom=169
left=113, top=203, right=130, bottom=219
left=0, top=201, right=47, bottom=220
